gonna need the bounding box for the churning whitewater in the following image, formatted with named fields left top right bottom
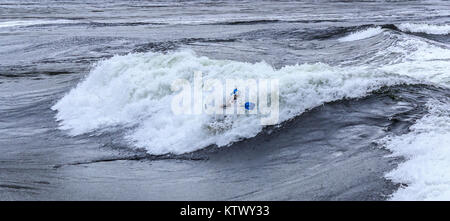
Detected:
left=1, top=0, right=450, bottom=201
left=52, top=23, right=450, bottom=200
left=52, top=50, right=410, bottom=154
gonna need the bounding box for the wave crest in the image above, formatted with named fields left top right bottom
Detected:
left=398, top=23, right=450, bottom=35
left=338, top=27, right=383, bottom=42
left=52, top=50, right=410, bottom=154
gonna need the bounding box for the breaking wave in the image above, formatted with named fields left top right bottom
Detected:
left=398, top=23, right=450, bottom=35
left=50, top=21, right=450, bottom=200
left=338, top=27, right=383, bottom=42
left=52, top=50, right=413, bottom=154
left=52, top=27, right=450, bottom=163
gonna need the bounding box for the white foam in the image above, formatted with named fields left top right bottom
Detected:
left=398, top=23, right=450, bottom=35
left=378, top=35, right=450, bottom=87
left=380, top=100, right=450, bottom=200
left=338, top=27, right=383, bottom=42
left=52, top=50, right=411, bottom=154
left=373, top=31, right=450, bottom=200
left=0, top=20, right=74, bottom=28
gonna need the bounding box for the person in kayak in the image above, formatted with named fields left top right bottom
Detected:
left=222, top=88, right=240, bottom=108
left=222, top=88, right=255, bottom=110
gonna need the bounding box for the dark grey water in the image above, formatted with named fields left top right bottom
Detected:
left=0, top=0, right=449, bottom=200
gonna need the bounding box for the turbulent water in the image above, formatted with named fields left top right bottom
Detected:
left=1, top=0, right=449, bottom=200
